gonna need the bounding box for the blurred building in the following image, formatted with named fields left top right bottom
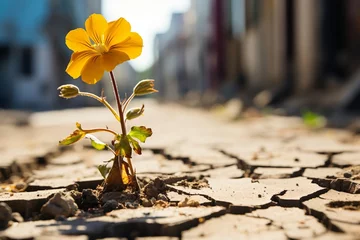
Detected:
left=153, top=0, right=360, bottom=112
left=0, top=0, right=102, bottom=110
left=154, top=13, right=187, bottom=100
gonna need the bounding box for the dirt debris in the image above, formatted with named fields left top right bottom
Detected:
left=143, top=177, right=167, bottom=198
left=178, top=197, right=200, bottom=207
left=102, top=199, right=119, bottom=213
left=40, top=192, right=78, bottom=219
left=81, top=189, right=100, bottom=210
left=0, top=202, right=12, bottom=229
left=326, top=201, right=360, bottom=211
left=173, top=177, right=209, bottom=189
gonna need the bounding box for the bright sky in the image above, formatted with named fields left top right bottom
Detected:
left=102, top=0, right=190, bottom=72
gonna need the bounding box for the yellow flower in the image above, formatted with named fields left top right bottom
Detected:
left=65, top=14, right=143, bottom=84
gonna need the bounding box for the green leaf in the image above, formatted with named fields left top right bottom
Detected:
left=127, top=135, right=142, bottom=155
left=59, top=129, right=85, bottom=145
left=97, top=163, right=112, bottom=178
left=86, top=134, right=107, bottom=150
left=128, top=126, right=152, bottom=143
left=114, top=134, right=132, bottom=158
left=302, top=110, right=326, bottom=128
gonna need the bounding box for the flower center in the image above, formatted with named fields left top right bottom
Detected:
left=93, top=43, right=108, bottom=54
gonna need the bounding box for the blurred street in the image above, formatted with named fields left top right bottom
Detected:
left=0, top=100, right=360, bottom=239
left=1, top=0, right=360, bottom=239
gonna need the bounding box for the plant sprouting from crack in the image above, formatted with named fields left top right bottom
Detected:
left=58, top=80, right=157, bottom=191
left=58, top=14, right=157, bottom=192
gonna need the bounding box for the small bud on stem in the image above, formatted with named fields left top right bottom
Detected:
left=133, top=79, right=158, bottom=96
left=58, top=84, right=80, bottom=99
left=126, top=104, right=145, bottom=120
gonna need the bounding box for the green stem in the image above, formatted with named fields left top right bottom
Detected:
left=106, top=145, right=116, bottom=155
left=83, top=128, right=118, bottom=136
left=79, top=92, right=120, bottom=122
left=109, top=71, right=127, bottom=135
left=109, top=71, right=128, bottom=182
left=122, top=93, right=135, bottom=112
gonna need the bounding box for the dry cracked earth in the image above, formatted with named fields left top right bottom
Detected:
left=0, top=100, right=360, bottom=240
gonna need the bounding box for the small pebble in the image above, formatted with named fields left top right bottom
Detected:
left=154, top=200, right=169, bottom=208
left=343, top=172, right=352, bottom=178
left=103, top=200, right=118, bottom=213
left=178, top=197, right=200, bottom=207
left=15, top=182, right=26, bottom=191
left=141, top=198, right=153, bottom=207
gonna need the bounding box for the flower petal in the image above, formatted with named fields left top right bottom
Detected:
left=105, top=17, right=131, bottom=47
left=66, top=51, right=97, bottom=79
left=110, top=32, right=143, bottom=59
left=81, top=56, right=104, bottom=84
left=101, top=51, right=130, bottom=71
left=65, top=28, right=92, bottom=52
left=85, top=14, right=108, bottom=44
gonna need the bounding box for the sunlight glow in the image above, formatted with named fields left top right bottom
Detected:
left=102, top=0, right=190, bottom=72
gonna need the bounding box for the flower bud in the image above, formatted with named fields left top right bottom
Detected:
left=126, top=104, right=145, bottom=120
left=58, top=84, right=80, bottom=99
left=133, top=79, right=158, bottom=96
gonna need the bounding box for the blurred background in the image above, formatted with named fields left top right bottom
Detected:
left=0, top=0, right=359, bottom=126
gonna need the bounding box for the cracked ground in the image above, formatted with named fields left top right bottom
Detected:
left=0, top=100, right=360, bottom=240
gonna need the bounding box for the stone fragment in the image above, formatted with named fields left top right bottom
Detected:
left=40, top=192, right=78, bottom=219
left=100, top=191, right=137, bottom=205
left=304, top=167, right=360, bottom=194
left=303, top=190, right=360, bottom=234
left=81, top=189, right=99, bottom=209
left=247, top=206, right=326, bottom=239
left=259, top=177, right=327, bottom=207
left=135, top=156, right=209, bottom=175
left=172, top=177, right=209, bottom=189
left=303, top=168, right=342, bottom=179
left=178, top=198, right=200, bottom=208
left=252, top=167, right=302, bottom=179
left=0, top=189, right=66, bottom=218
left=182, top=214, right=286, bottom=240
left=224, top=145, right=328, bottom=168
left=306, top=232, right=357, bottom=240
left=153, top=200, right=168, bottom=208
left=164, top=144, right=237, bottom=167
left=143, top=178, right=167, bottom=198
left=333, top=152, right=360, bottom=166
left=169, top=178, right=284, bottom=213
left=0, top=202, right=12, bottom=229
left=167, top=192, right=211, bottom=206
left=102, top=200, right=118, bottom=213
left=288, top=136, right=359, bottom=153
left=192, top=165, right=244, bottom=179
left=3, top=207, right=225, bottom=239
